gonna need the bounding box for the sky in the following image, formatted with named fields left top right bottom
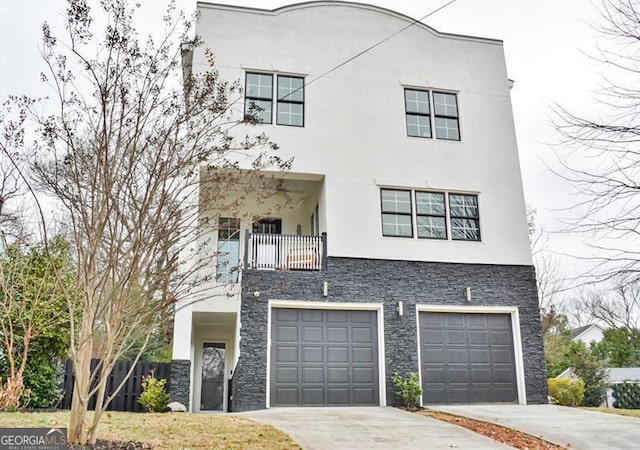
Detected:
left=0, top=0, right=612, bottom=292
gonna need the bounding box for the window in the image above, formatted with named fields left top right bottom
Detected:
left=277, top=75, right=304, bottom=126
left=381, top=189, right=413, bottom=237
left=380, top=189, right=480, bottom=241
left=433, top=92, right=460, bottom=140
left=405, top=89, right=431, bottom=138
left=404, top=89, right=460, bottom=141
left=244, top=72, right=305, bottom=126
left=245, top=73, right=273, bottom=124
left=216, top=218, right=241, bottom=283
left=415, top=191, right=447, bottom=239
left=449, top=194, right=480, bottom=241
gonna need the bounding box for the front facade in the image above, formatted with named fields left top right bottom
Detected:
left=171, top=1, right=548, bottom=412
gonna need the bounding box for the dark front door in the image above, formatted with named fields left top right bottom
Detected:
left=270, top=308, right=379, bottom=406
left=200, top=343, right=226, bottom=411
left=419, top=312, right=518, bottom=404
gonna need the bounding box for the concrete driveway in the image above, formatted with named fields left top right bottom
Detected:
left=432, top=404, right=639, bottom=450
left=239, top=406, right=514, bottom=449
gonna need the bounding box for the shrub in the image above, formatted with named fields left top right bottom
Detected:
left=612, top=382, right=640, bottom=409
left=22, top=358, right=64, bottom=408
left=548, top=377, right=585, bottom=406
left=568, top=342, right=608, bottom=407
left=138, top=374, right=170, bottom=413
left=393, top=372, right=422, bottom=411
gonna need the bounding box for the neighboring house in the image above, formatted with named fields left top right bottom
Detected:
left=170, top=1, right=548, bottom=412
left=570, top=324, right=605, bottom=345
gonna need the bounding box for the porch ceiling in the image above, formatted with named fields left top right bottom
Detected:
left=192, top=311, right=236, bottom=331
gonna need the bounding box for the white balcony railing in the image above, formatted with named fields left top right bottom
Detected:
left=244, top=232, right=327, bottom=271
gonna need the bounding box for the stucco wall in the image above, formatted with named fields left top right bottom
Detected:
left=194, top=2, right=533, bottom=267
left=231, top=257, right=548, bottom=411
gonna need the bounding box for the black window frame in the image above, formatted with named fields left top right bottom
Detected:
left=404, top=88, right=432, bottom=138
left=404, top=89, right=460, bottom=141
left=380, top=188, right=414, bottom=238
left=448, top=193, right=480, bottom=241
left=379, top=188, right=480, bottom=242
left=244, top=72, right=274, bottom=124
left=415, top=191, right=447, bottom=240
left=276, top=75, right=305, bottom=127
left=432, top=91, right=460, bottom=141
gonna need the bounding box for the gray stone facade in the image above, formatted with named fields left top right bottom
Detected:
left=231, top=257, right=548, bottom=411
left=169, top=359, right=191, bottom=409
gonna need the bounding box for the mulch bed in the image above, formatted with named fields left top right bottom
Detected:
left=421, top=409, right=567, bottom=450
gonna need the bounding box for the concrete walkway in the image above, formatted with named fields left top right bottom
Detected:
left=431, top=404, right=639, bottom=450
left=239, top=406, right=514, bottom=449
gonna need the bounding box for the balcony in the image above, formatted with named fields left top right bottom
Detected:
left=244, top=232, right=327, bottom=271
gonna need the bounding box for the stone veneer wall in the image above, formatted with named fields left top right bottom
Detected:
left=169, top=359, right=191, bottom=409
left=232, top=257, right=548, bottom=411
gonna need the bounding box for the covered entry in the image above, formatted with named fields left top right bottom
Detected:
left=270, top=307, right=380, bottom=407
left=419, top=311, right=518, bottom=404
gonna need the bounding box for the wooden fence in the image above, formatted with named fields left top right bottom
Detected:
left=60, top=359, right=171, bottom=412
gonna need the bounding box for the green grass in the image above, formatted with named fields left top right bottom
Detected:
left=0, top=410, right=301, bottom=449
left=582, top=407, right=640, bottom=418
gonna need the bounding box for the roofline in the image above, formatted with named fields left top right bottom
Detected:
left=196, top=1, right=504, bottom=46
left=572, top=323, right=604, bottom=341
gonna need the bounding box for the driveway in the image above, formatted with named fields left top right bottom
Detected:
left=431, top=404, right=639, bottom=450
left=239, top=406, right=514, bottom=449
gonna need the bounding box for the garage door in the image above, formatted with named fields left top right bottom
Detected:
left=270, top=308, right=379, bottom=406
left=419, top=312, right=517, bottom=404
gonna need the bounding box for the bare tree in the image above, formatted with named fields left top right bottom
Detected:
left=528, top=206, right=564, bottom=312
left=3, top=0, right=289, bottom=444
left=581, top=280, right=640, bottom=328
left=552, top=0, right=640, bottom=285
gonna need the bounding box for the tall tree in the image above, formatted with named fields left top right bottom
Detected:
left=3, top=0, right=289, bottom=444
left=553, top=0, right=640, bottom=285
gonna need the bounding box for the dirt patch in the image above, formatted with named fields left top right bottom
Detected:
left=67, top=440, right=152, bottom=449
left=420, top=409, right=566, bottom=450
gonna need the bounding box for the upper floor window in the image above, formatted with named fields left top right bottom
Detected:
left=381, top=189, right=479, bottom=241
left=449, top=194, right=480, bottom=241
left=245, top=73, right=273, bottom=124
left=380, top=189, right=413, bottom=237
left=404, top=89, right=460, bottom=141
left=245, top=72, right=305, bottom=127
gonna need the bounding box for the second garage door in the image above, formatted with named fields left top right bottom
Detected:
left=419, top=311, right=518, bottom=404
left=270, top=308, right=379, bottom=407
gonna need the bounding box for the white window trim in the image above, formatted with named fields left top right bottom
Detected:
left=266, top=299, right=386, bottom=408
left=414, top=304, right=527, bottom=406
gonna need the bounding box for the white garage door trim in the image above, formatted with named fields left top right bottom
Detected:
left=267, top=299, right=386, bottom=408
left=415, top=304, right=526, bottom=405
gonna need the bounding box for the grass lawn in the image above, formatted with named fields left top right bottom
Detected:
left=0, top=410, right=301, bottom=449
left=582, top=407, right=640, bottom=418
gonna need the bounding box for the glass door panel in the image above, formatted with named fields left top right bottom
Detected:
left=200, top=343, right=225, bottom=411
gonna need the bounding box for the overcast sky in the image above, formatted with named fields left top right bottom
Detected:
left=0, top=0, right=609, bottom=289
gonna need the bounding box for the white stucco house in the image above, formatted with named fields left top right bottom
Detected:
left=170, top=1, right=547, bottom=412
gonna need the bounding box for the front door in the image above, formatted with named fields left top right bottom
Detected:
left=200, top=343, right=226, bottom=411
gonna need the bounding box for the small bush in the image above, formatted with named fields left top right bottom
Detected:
left=393, top=372, right=422, bottom=411
left=548, top=378, right=585, bottom=406
left=22, top=358, right=64, bottom=408
left=138, top=374, right=170, bottom=413
left=612, top=382, right=640, bottom=409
